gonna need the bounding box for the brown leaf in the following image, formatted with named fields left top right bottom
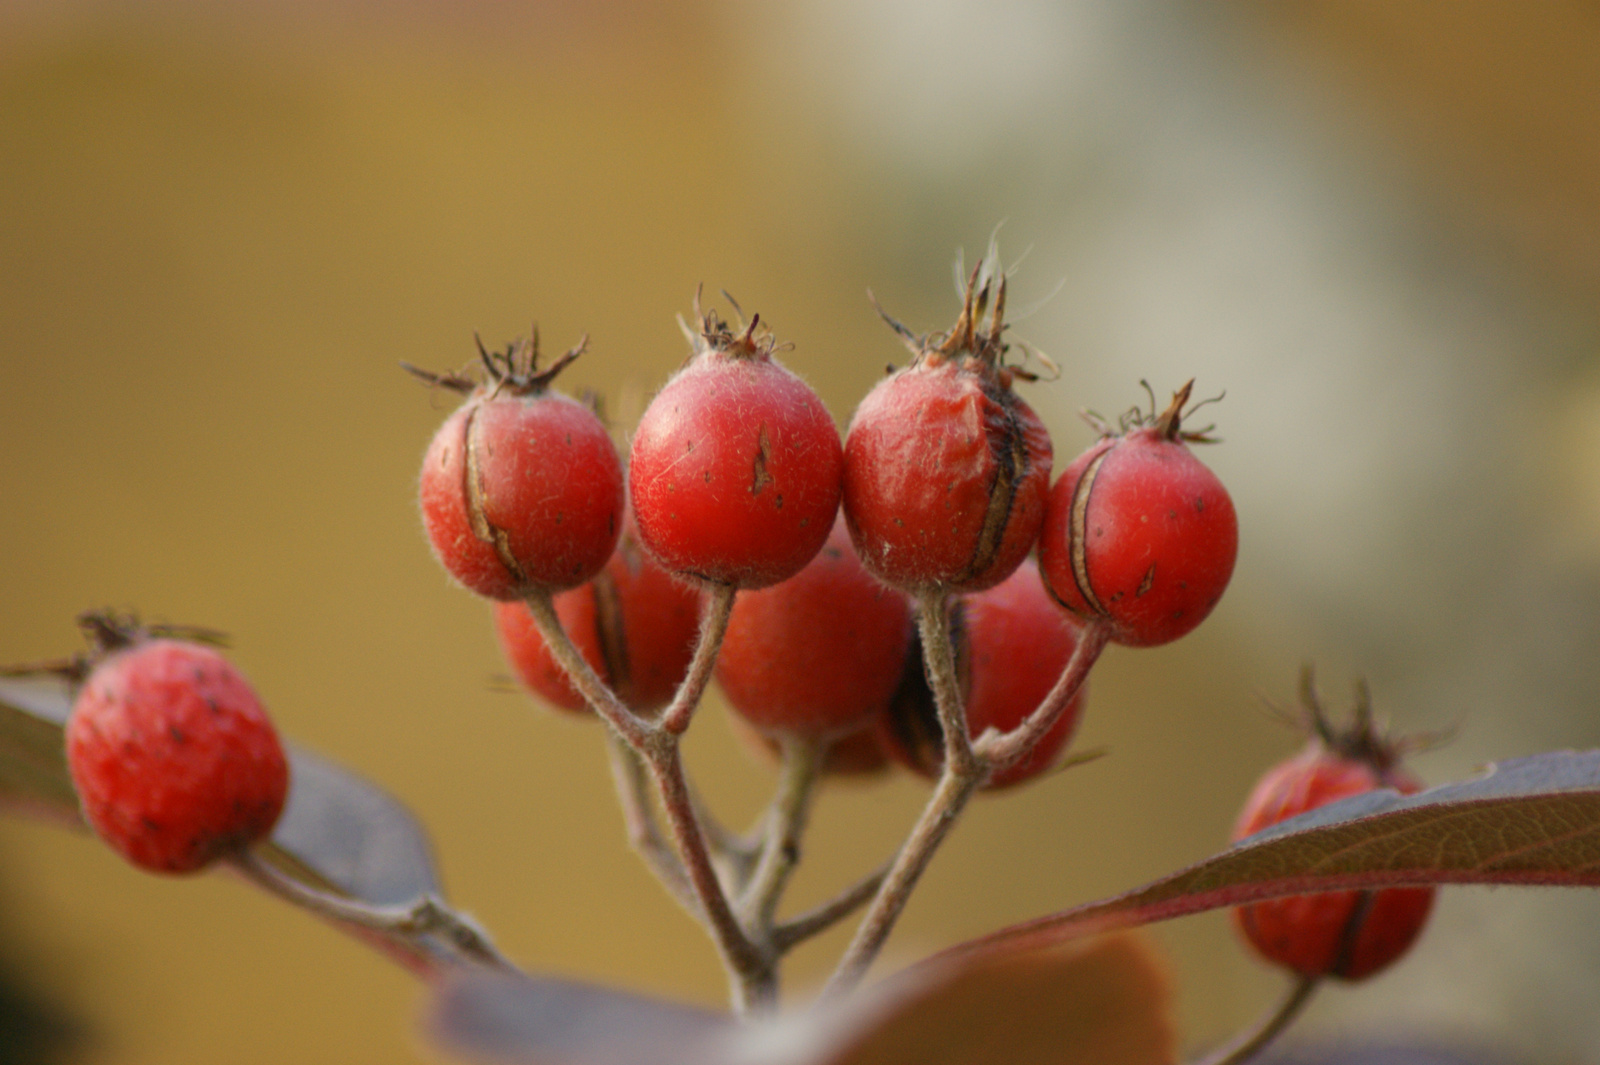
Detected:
left=812, top=934, right=1175, bottom=1065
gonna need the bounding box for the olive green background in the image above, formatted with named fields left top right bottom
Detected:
left=3, top=3, right=1600, bottom=1063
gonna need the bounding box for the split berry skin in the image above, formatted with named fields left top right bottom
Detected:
left=494, top=521, right=702, bottom=715
left=879, top=559, right=1088, bottom=790
left=66, top=639, right=290, bottom=875
left=715, top=516, right=913, bottom=740
left=1038, top=381, right=1237, bottom=647
left=415, top=334, right=625, bottom=601
left=629, top=302, right=843, bottom=590
left=843, top=271, right=1053, bottom=594
left=1231, top=680, right=1436, bottom=981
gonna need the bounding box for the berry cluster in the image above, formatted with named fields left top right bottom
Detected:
left=12, top=248, right=1447, bottom=1060
left=406, top=254, right=1243, bottom=1006
left=420, top=270, right=1238, bottom=789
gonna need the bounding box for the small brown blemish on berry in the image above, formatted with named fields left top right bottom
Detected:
left=1136, top=564, right=1156, bottom=598
left=751, top=426, right=774, bottom=495
left=168, top=725, right=187, bottom=745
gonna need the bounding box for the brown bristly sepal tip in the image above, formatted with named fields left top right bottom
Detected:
left=400, top=362, right=477, bottom=394
left=1155, top=379, right=1196, bottom=441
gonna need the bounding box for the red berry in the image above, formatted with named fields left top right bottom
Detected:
left=494, top=520, right=703, bottom=715
left=629, top=303, right=843, bottom=590
left=844, top=270, right=1052, bottom=593
left=66, top=637, right=289, bottom=875
left=728, top=715, right=892, bottom=780
left=1038, top=381, right=1236, bottom=647
left=416, top=334, right=624, bottom=600
left=715, top=517, right=912, bottom=739
left=879, top=559, right=1087, bottom=790
left=1231, top=678, right=1435, bottom=981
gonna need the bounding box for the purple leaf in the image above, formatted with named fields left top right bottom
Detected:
left=930, top=749, right=1600, bottom=966
left=431, top=970, right=731, bottom=1065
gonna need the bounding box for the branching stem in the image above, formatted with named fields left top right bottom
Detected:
left=822, top=594, right=1108, bottom=997
left=740, top=737, right=822, bottom=934
left=231, top=848, right=512, bottom=972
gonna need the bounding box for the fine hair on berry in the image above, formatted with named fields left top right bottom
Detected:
left=66, top=631, right=289, bottom=875
left=629, top=296, right=843, bottom=589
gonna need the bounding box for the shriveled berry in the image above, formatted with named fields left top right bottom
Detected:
left=494, top=519, right=702, bottom=715
left=1039, top=381, right=1236, bottom=647
left=879, top=559, right=1087, bottom=790
left=844, top=266, right=1052, bottom=593
left=629, top=301, right=842, bottom=589
left=715, top=516, right=912, bottom=739
left=416, top=333, right=624, bottom=600
left=66, top=637, right=289, bottom=875
left=1232, top=675, right=1435, bottom=981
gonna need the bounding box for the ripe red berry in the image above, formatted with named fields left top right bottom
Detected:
left=65, top=631, right=289, bottom=875
left=1231, top=677, right=1435, bottom=981
left=715, top=517, right=912, bottom=739
left=1038, top=381, right=1237, bottom=647
left=629, top=301, right=843, bottom=589
left=415, top=333, right=624, bottom=600
left=728, top=715, right=892, bottom=780
left=879, top=558, right=1087, bottom=789
left=494, top=520, right=702, bottom=715
left=843, top=268, right=1052, bottom=593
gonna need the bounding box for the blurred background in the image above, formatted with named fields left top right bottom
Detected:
left=2, top=1, right=1599, bottom=1062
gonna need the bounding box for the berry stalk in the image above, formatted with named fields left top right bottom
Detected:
left=601, top=731, right=696, bottom=913
left=824, top=596, right=1107, bottom=995
left=1188, top=975, right=1320, bottom=1065
left=738, top=736, right=823, bottom=937
left=975, top=618, right=1111, bottom=770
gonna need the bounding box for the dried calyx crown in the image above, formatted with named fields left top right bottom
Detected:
left=402, top=328, right=588, bottom=398
left=0, top=609, right=228, bottom=684
left=870, top=242, right=1058, bottom=384
left=1081, top=379, right=1223, bottom=444
left=1278, top=666, right=1451, bottom=776
left=677, top=287, right=782, bottom=362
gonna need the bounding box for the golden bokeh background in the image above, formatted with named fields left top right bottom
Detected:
left=2, top=3, right=1599, bottom=1063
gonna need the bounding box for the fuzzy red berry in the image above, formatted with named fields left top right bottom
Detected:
left=728, top=715, right=892, bottom=780
left=65, top=631, right=289, bottom=875
left=844, top=268, right=1052, bottom=593
left=715, top=516, right=912, bottom=739
left=1232, top=675, right=1435, bottom=981
left=494, top=519, right=702, bottom=715
left=629, top=301, right=843, bottom=589
left=879, top=558, right=1087, bottom=790
left=1038, top=381, right=1236, bottom=647
left=415, top=333, right=624, bottom=600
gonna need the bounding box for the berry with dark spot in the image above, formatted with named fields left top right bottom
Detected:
left=1038, top=380, right=1236, bottom=647
left=629, top=298, right=842, bottom=589
left=843, top=264, right=1052, bottom=593
left=415, top=332, right=624, bottom=600
left=64, top=621, right=288, bottom=875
